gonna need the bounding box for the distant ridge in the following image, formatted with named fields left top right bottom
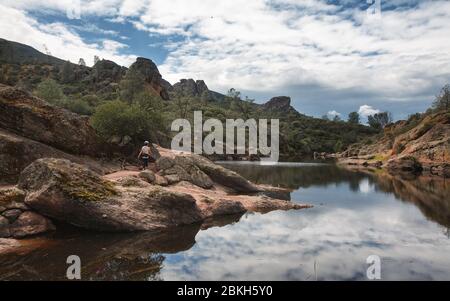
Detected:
left=0, top=38, right=64, bottom=66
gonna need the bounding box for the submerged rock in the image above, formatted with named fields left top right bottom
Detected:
left=387, top=156, right=423, bottom=174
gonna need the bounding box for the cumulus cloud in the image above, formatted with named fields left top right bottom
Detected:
left=327, top=110, right=341, bottom=118
left=358, top=105, right=380, bottom=117
left=0, top=4, right=136, bottom=66
left=0, top=0, right=449, bottom=118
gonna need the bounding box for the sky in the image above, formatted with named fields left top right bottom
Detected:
left=0, top=0, right=449, bottom=121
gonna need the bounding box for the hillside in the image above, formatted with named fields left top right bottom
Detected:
left=0, top=38, right=169, bottom=100
left=339, top=111, right=450, bottom=176
left=0, top=38, right=378, bottom=160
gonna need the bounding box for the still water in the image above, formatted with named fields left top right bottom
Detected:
left=1, top=163, right=449, bottom=280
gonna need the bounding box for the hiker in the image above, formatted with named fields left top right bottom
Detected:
left=138, top=141, right=154, bottom=170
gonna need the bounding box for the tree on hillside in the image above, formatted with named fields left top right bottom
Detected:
left=34, top=79, right=65, bottom=105
left=174, top=94, right=191, bottom=119
left=368, top=111, right=392, bottom=130
left=231, top=95, right=255, bottom=120
left=78, top=58, right=86, bottom=66
left=333, top=115, right=342, bottom=122
left=60, top=60, right=74, bottom=84
left=432, top=84, right=450, bottom=111
left=94, top=55, right=100, bottom=65
left=200, top=90, right=211, bottom=104
left=334, top=140, right=343, bottom=153
left=226, top=88, right=241, bottom=101
left=348, top=111, right=360, bottom=124
left=133, top=92, right=166, bottom=130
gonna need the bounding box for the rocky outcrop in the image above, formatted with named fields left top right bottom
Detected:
left=0, top=84, right=112, bottom=156
left=128, top=57, right=170, bottom=100
left=0, top=129, right=115, bottom=183
left=18, top=158, right=203, bottom=232
left=155, top=152, right=258, bottom=192
left=339, top=111, right=450, bottom=177
left=0, top=187, right=54, bottom=238
left=9, top=150, right=310, bottom=235
left=263, top=96, right=292, bottom=112
left=172, top=79, right=209, bottom=97
left=170, top=78, right=227, bottom=101
left=90, top=59, right=126, bottom=83
left=387, top=156, right=423, bottom=174
left=0, top=39, right=172, bottom=100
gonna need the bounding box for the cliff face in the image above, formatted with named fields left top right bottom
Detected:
left=340, top=111, right=450, bottom=176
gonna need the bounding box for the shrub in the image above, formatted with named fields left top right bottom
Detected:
left=90, top=100, right=152, bottom=142
left=34, top=79, right=65, bottom=105
left=64, top=99, right=94, bottom=116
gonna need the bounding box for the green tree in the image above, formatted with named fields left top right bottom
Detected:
left=200, top=90, right=211, bottom=104
left=133, top=92, right=166, bottom=131
left=231, top=95, right=255, bottom=120
left=34, top=79, right=65, bottom=105
left=60, top=60, right=74, bottom=84
left=348, top=111, right=360, bottom=124
left=90, top=100, right=152, bottom=142
left=432, top=84, right=450, bottom=111
left=368, top=111, right=392, bottom=129
left=227, top=88, right=241, bottom=100
left=334, top=140, right=343, bottom=153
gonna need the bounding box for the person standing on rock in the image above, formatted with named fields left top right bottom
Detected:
left=138, top=141, right=154, bottom=170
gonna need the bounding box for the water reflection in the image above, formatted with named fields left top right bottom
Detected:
left=0, top=224, right=201, bottom=280
left=1, top=163, right=449, bottom=280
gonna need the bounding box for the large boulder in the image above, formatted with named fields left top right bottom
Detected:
left=155, top=152, right=258, bottom=192
left=18, top=158, right=203, bottom=231
left=156, top=155, right=214, bottom=189
left=0, top=84, right=111, bottom=156
left=189, top=154, right=259, bottom=192
left=0, top=129, right=114, bottom=184
left=0, top=186, right=54, bottom=238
